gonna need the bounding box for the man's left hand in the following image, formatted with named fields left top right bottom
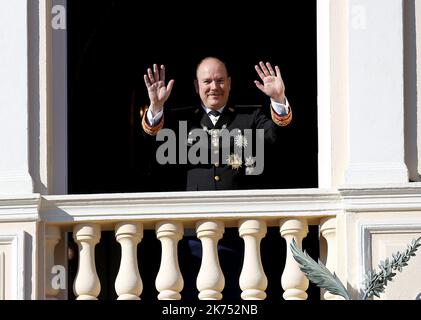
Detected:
left=254, top=61, right=286, bottom=104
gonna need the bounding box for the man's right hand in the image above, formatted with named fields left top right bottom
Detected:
left=144, top=64, right=174, bottom=116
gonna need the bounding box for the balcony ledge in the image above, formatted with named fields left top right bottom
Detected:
left=40, top=188, right=341, bottom=226
left=2, top=184, right=421, bottom=224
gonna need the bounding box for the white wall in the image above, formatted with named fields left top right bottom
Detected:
left=0, top=222, right=39, bottom=299
left=0, top=0, right=34, bottom=194
left=417, top=0, right=421, bottom=179
left=344, top=0, right=408, bottom=184
left=317, top=0, right=349, bottom=188
left=404, top=0, right=421, bottom=182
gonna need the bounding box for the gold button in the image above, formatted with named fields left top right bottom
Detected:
left=214, top=175, right=220, bottom=182
left=214, top=162, right=219, bottom=167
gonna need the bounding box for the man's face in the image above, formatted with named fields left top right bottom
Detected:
left=195, top=59, right=231, bottom=110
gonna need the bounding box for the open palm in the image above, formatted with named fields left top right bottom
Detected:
left=144, top=64, right=174, bottom=112
left=254, top=61, right=285, bottom=103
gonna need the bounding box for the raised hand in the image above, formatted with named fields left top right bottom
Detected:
left=254, top=61, right=286, bottom=104
left=144, top=64, right=174, bottom=116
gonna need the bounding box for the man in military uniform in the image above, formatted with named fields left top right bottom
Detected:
left=141, top=58, right=293, bottom=298
left=141, top=57, right=292, bottom=191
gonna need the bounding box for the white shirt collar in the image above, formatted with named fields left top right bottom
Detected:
left=201, top=104, right=226, bottom=115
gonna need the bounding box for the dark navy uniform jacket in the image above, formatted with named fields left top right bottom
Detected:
left=142, top=105, right=287, bottom=191
left=140, top=104, right=292, bottom=300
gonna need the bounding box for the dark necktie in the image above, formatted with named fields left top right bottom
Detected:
left=208, top=110, right=221, bottom=117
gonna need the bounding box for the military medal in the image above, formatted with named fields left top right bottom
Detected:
left=226, top=153, right=242, bottom=170
left=210, top=129, right=220, bottom=148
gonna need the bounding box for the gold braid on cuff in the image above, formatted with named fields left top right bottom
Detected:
left=141, top=109, right=164, bottom=136
left=271, top=105, right=292, bottom=127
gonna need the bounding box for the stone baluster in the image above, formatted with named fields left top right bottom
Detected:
left=320, top=217, right=340, bottom=300
left=45, top=225, right=61, bottom=300
left=155, top=221, right=184, bottom=300
left=280, top=219, right=309, bottom=300
left=114, top=222, right=143, bottom=300
left=239, top=219, right=267, bottom=300
left=73, top=223, right=101, bottom=300
left=196, top=221, right=225, bottom=300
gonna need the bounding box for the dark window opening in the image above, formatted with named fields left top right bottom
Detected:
left=67, top=0, right=318, bottom=193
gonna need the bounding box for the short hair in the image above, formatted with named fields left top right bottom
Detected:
left=195, top=56, right=229, bottom=78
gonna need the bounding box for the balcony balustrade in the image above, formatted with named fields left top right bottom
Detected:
left=41, top=189, right=341, bottom=300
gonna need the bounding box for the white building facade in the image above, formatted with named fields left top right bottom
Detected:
left=0, top=0, right=420, bottom=300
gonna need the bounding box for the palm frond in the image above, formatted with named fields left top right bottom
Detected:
left=362, top=236, right=421, bottom=300
left=290, top=239, right=351, bottom=300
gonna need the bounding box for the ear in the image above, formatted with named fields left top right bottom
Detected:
left=227, top=77, right=231, bottom=91
left=194, top=79, right=199, bottom=94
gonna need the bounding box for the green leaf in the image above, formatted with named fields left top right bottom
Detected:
left=363, top=236, right=421, bottom=300
left=290, top=239, right=351, bottom=300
